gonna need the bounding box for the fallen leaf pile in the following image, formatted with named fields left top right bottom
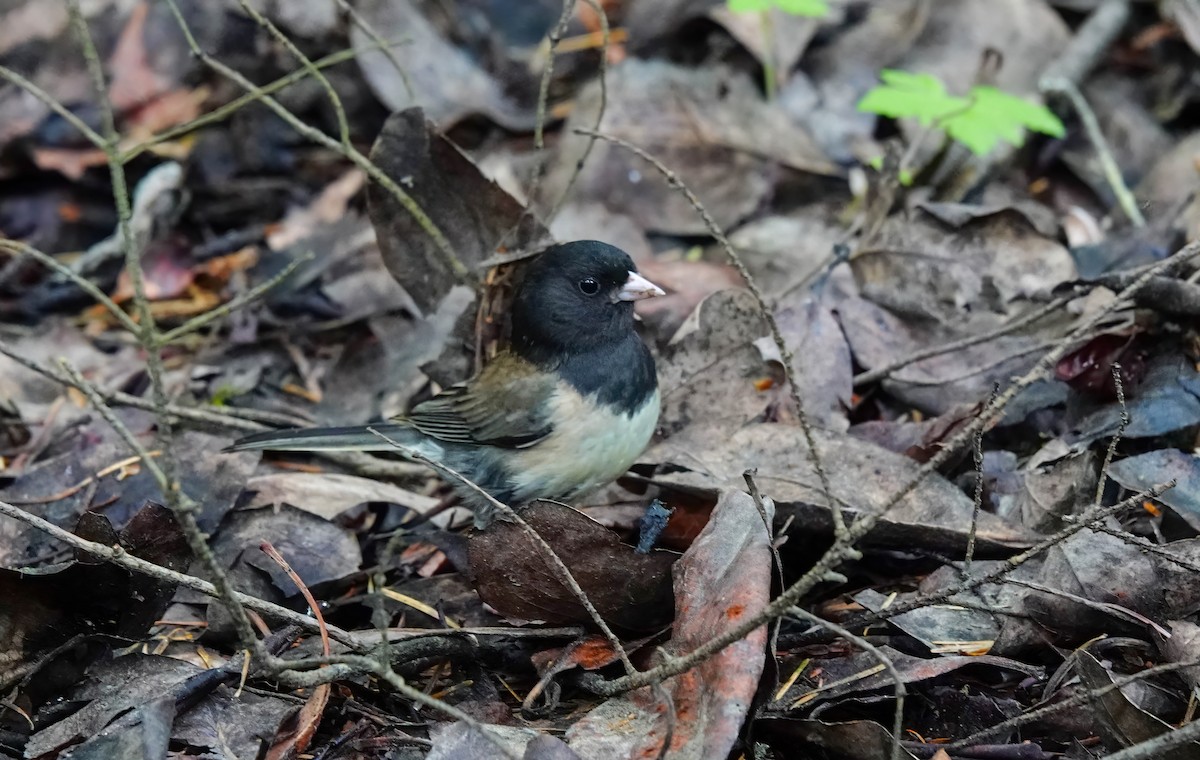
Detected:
left=3, top=1, right=1200, bottom=758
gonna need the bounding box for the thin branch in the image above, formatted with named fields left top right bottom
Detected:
left=333, top=0, right=414, bottom=99
left=1094, top=363, right=1128, bottom=506
left=0, top=498, right=361, bottom=649
left=234, top=0, right=350, bottom=148
left=964, top=383, right=999, bottom=578
left=0, top=239, right=140, bottom=335
left=156, top=253, right=308, bottom=345
left=574, top=127, right=845, bottom=542
left=853, top=295, right=1072, bottom=387
left=543, top=0, right=610, bottom=224
left=788, top=607, right=906, bottom=760
left=65, top=0, right=264, bottom=657
left=120, top=42, right=399, bottom=163
left=1041, top=76, right=1145, bottom=227
left=161, top=0, right=468, bottom=283
left=0, top=62, right=106, bottom=147
left=533, top=0, right=578, bottom=156
left=949, top=657, right=1200, bottom=748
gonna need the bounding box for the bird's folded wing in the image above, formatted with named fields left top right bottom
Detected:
left=403, top=353, right=557, bottom=448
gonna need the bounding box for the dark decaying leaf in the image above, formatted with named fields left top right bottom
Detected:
left=21, top=654, right=197, bottom=758
left=760, top=288, right=854, bottom=431
left=368, top=108, right=550, bottom=316
left=1064, top=354, right=1200, bottom=447
left=758, top=718, right=919, bottom=760
left=468, top=501, right=676, bottom=632
left=851, top=402, right=982, bottom=465
left=1108, top=449, right=1200, bottom=532
left=0, top=503, right=189, bottom=685
left=1135, top=131, right=1200, bottom=226
left=186, top=504, right=360, bottom=637
left=1026, top=529, right=1165, bottom=641
left=352, top=0, right=536, bottom=130
left=856, top=562, right=1042, bottom=659
left=427, top=721, right=560, bottom=760
left=541, top=59, right=839, bottom=235
left=1074, top=649, right=1199, bottom=758
left=1054, top=331, right=1147, bottom=398
left=993, top=446, right=1098, bottom=533
left=567, top=490, right=773, bottom=760
left=367, top=107, right=551, bottom=384
left=645, top=423, right=1037, bottom=555
left=173, top=683, right=306, bottom=760
left=781, top=645, right=1040, bottom=707
left=837, top=294, right=1069, bottom=416
left=855, top=587, right=999, bottom=656
left=1160, top=620, right=1200, bottom=691
left=25, top=653, right=297, bottom=760
left=854, top=208, right=1077, bottom=323
left=655, top=289, right=775, bottom=439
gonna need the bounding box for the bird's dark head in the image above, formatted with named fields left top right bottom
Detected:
left=511, top=241, right=664, bottom=359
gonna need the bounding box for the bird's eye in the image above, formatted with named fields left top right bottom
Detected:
left=578, top=277, right=600, bottom=295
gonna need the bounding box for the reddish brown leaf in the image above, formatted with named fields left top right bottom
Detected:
left=468, top=502, right=676, bottom=633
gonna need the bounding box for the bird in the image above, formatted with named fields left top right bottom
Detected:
left=227, top=240, right=665, bottom=528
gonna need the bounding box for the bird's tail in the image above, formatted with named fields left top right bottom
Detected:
left=225, top=422, right=428, bottom=454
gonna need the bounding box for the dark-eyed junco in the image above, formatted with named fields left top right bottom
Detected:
left=228, top=240, right=664, bottom=528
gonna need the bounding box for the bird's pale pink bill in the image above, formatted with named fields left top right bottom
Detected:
left=617, top=271, right=666, bottom=302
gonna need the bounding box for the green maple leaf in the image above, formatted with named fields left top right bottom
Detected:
left=940, top=85, right=1066, bottom=155
left=727, top=0, right=829, bottom=15
left=774, top=0, right=829, bottom=15
left=857, top=70, right=970, bottom=126
left=859, top=72, right=1067, bottom=158
left=727, top=0, right=772, bottom=11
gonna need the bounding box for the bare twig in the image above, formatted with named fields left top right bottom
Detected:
left=65, top=0, right=264, bottom=656
left=788, top=607, right=906, bottom=760
left=1041, top=76, right=1145, bottom=227
left=533, top=0, right=578, bottom=157
left=157, top=254, right=308, bottom=345
left=234, top=0, right=350, bottom=148
left=0, top=239, right=140, bottom=335
left=1103, top=710, right=1200, bottom=758
left=333, top=0, right=414, bottom=99
left=161, top=0, right=468, bottom=283
left=0, top=498, right=361, bottom=648
left=964, top=383, right=999, bottom=578
left=543, top=0, right=610, bottom=224
left=852, top=295, right=1072, bottom=387
left=949, top=657, right=1200, bottom=748
left=0, top=63, right=106, bottom=147
left=1094, top=364, right=1128, bottom=506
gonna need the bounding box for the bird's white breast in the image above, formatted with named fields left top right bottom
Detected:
left=509, top=386, right=660, bottom=503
